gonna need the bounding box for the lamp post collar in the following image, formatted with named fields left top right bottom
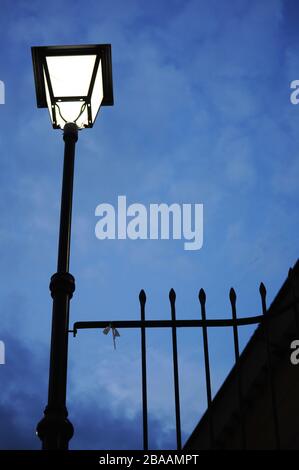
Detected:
left=63, top=122, right=78, bottom=142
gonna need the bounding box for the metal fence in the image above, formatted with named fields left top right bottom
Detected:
left=70, top=266, right=299, bottom=450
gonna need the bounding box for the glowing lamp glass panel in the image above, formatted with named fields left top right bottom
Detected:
left=44, top=54, right=104, bottom=129
left=44, top=69, right=54, bottom=125
left=91, top=59, right=104, bottom=123
left=46, top=55, right=96, bottom=96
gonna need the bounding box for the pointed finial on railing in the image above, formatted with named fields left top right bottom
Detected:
left=229, top=287, right=236, bottom=304
left=259, top=282, right=267, bottom=314
left=259, top=282, right=266, bottom=298
left=139, top=289, right=146, bottom=306
left=198, top=288, right=206, bottom=305
left=229, top=287, right=238, bottom=329
left=169, top=288, right=176, bottom=303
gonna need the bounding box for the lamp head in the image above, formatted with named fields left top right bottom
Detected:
left=31, top=44, right=114, bottom=129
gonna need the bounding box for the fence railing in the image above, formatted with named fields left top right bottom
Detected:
left=70, top=266, right=299, bottom=450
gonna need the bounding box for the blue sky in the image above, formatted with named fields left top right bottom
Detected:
left=0, top=0, right=298, bottom=449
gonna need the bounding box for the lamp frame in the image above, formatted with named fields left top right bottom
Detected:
left=31, top=44, right=114, bottom=128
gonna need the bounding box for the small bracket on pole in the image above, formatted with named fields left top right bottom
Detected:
left=68, top=329, right=77, bottom=337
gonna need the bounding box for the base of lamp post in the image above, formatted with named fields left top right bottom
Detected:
left=37, top=271, right=75, bottom=450
left=36, top=405, right=74, bottom=450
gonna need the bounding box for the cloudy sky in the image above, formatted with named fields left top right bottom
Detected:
left=0, top=0, right=298, bottom=450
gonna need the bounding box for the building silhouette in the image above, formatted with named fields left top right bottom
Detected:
left=185, top=260, right=299, bottom=450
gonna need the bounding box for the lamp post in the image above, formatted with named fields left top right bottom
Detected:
left=31, top=44, right=113, bottom=450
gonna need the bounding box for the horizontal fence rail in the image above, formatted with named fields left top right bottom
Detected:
left=70, top=267, right=299, bottom=450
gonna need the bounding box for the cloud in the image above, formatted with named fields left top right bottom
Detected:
left=70, top=404, right=176, bottom=450
left=0, top=330, right=181, bottom=450
left=0, top=334, right=45, bottom=449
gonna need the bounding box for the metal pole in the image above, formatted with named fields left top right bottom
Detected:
left=169, top=289, right=182, bottom=450
left=36, top=123, right=78, bottom=450
left=199, top=288, right=214, bottom=449
left=139, top=290, right=148, bottom=450
left=229, top=288, right=246, bottom=449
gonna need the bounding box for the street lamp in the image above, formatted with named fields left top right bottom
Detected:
left=31, top=44, right=113, bottom=450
